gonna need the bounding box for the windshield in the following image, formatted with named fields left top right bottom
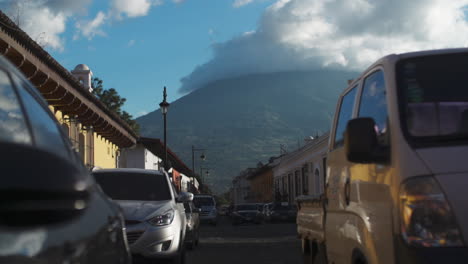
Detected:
left=193, top=197, right=215, bottom=207
left=235, top=204, right=258, bottom=211
left=398, top=53, right=468, bottom=142
left=93, top=172, right=171, bottom=201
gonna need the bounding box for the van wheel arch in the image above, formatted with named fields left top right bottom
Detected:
left=351, top=249, right=368, bottom=264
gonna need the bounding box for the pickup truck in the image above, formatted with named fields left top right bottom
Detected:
left=297, top=48, right=468, bottom=264
left=296, top=195, right=327, bottom=264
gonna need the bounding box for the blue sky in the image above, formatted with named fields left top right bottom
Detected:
left=49, top=0, right=273, bottom=117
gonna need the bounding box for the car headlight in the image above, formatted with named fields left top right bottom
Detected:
left=210, top=209, right=217, bottom=215
left=399, top=176, right=463, bottom=247
left=147, top=210, right=175, bottom=226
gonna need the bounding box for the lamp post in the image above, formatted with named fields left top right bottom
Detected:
left=159, top=87, right=170, bottom=171
left=200, top=167, right=210, bottom=191
left=191, top=145, right=206, bottom=172
left=191, top=146, right=206, bottom=192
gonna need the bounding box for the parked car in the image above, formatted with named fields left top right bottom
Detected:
left=193, top=194, right=218, bottom=225
left=93, top=168, right=193, bottom=264
left=218, top=205, right=230, bottom=216
left=262, top=203, right=274, bottom=222
left=0, top=55, right=131, bottom=264
left=231, top=203, right=263, bottom=225
left=183, top=201, right=200, bottom=250
left=298, top=48, right=468, bottom=264
left=269, top=203, right=297, bottom=222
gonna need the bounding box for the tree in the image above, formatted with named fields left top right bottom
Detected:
left=91, top=77, right=140, bottom=134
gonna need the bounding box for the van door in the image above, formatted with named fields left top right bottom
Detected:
left=326, top=85, right=359, bottom=264
left=351, top=69, right=394, bottom=264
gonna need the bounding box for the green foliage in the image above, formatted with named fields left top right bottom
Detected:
left=92, top=77, right=140, bottom=134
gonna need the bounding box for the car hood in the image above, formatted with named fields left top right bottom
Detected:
left=116, top=200, right=171, bottom=221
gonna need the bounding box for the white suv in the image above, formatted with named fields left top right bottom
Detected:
left=93, top=168, right=193, bottom=264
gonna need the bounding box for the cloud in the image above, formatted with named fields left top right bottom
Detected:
left=180, top=0, right=468, bottom=93
left=233, top=0, right=254, bottom=8
left=128, top=39, right=136, bottom=47
left=172, top=0, right=185, bottom=3
left=0, top=0, right=91, bottom=51
left=136, top=110, right=149, bottom=117
left=74, top=11, right=107, bottom=40
left=110, top=0, right=163, bottom=19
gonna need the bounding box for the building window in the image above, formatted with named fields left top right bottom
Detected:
left=288, top=173, right=293, bottom=202
left=295, top=170, right=300, bottom=196
left=314, top=168, right=321, bottom=194
left=302, top=165, right=308, bottom=195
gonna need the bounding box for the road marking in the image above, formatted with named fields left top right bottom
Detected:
left=200, top=236, right=297, bottom=244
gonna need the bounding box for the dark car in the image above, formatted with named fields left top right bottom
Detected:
left=269, top=203, right=297, bottom=222
left=0, top=55, right=131, bottom=263
left=184, top=201, right=200, bottom=249
left=231, top=204, right=263, bottom=225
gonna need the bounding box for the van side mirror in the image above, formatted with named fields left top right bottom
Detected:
left=345, top=117, right=389, bottom=163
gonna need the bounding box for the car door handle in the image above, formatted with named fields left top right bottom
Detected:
left=344, top=178, right=351, bottom=206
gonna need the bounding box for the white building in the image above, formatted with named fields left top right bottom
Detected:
left=232, top=168, right=255, bottom=204
left=273, top=133, right=329, bottom=203
left=119, top=143, right=162, bottom=170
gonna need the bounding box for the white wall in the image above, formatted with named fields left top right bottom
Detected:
left=119, top=144, right=162, bottom=170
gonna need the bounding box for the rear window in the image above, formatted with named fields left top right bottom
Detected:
left=193, top=196, right=215, bottom=207
left=93, top=171, right=171, bottom=201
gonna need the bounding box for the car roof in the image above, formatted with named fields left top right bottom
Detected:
left=92, top=168, right=165, bottom=176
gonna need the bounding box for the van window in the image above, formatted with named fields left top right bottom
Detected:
left=397, top=53, right=468, bottom=144
left=358, top=70, right=389, bottom=144
left=0, top=69, right=31, bottom=144
left=333, top=86, right=357, bottom=148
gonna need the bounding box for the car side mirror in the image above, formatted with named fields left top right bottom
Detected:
left=345, top=117, right=389, bottom=163
left=1, top=142, right=91, bottom=227
left=177, top=192, right=194, bottom=203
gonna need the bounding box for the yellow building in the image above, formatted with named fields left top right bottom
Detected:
left=247, top=165, right=274, bottom=203
left=0, top=12, right=137, bottom=168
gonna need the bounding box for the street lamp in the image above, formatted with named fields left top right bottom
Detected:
left=200, top=167, right=210, bottom=190
left=191, top=145, right=206, bottom=172
left=159, top=87, right=170, bottom=171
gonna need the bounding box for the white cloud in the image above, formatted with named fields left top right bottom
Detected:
left=136, top=110, right=149, bottom=117
left=74, top=12, right=107, bottom=40
left=180, top=0, right=468, bottom=93
left=0, top=0, right=92, bottom=51
left=128, top=39, right=136, bottom=47
left=233, top=0, right=254, bottom=8
left=110, top=0, right=163, bottom=18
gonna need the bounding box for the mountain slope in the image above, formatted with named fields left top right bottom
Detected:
left=137, top=70, right=357, bottom=192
